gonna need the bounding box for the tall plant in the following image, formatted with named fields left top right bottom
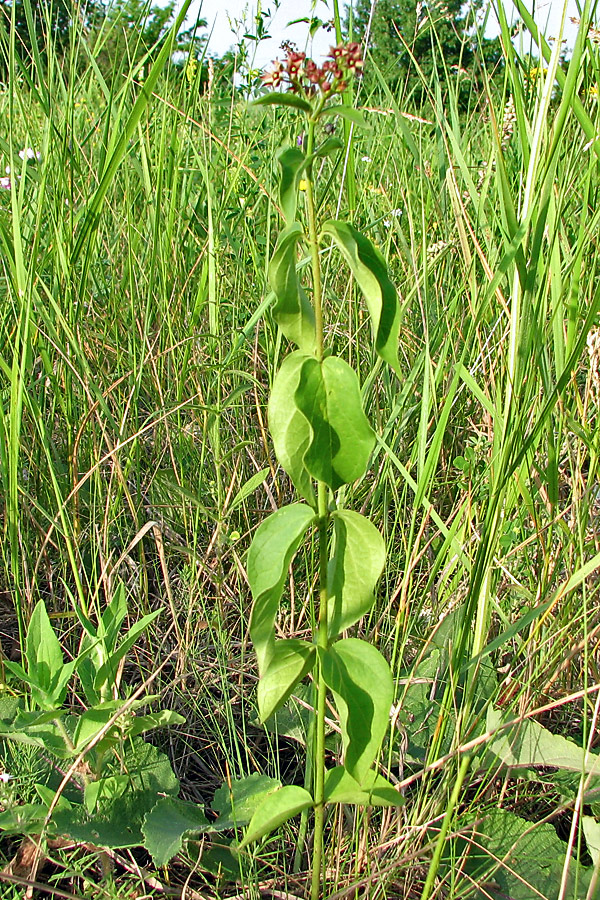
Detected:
left=241, top=44, right=404, bottom=899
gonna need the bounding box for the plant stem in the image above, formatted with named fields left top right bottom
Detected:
left=311, top=486, right=329, bottom=900
left=306, top=122, right=324, bottom=364
left=306, top=119, right=330, bottom=900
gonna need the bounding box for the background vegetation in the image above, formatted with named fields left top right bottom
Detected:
left=0, top=0, right=599, bottom=897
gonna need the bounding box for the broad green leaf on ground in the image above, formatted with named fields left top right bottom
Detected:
left=257, top=639, right=316, bottom=721
left=211, top=773, right=281, bottom=830
left=0, top=804, right=48, bottom=835
left=320, top=638, right=393, bottom=785
left=248, top=504, right=316, bottom=673
left=239, top=785, right=313, bottom=848
left=582, top=816, right=600, bottom=866
left=142, top=797, right=209, bottom=866
left=268, top=353, right=316, bottom=504
left=276, top=146, right=306, bottom=225
left=458, top=808, right=592, bottom=899
left=322, top=221, right=401, bottom=375
left=0, top=696, right=22, bottom=722
left=324, top=766, right=404, bottom=807
left=487, top=707, right=600, bottom=775
left=397, top=649, right=453, bottom=765
left=199, top=843, right=241, bottom=882
left=295, top=355, right=375, bottom=490
left=551, top=768, right=600, bottom=806
left=327, top=510, right=386, bottom=639
left=250, top=92, right=313, bottom=113
left=118, top=739, right=180, bottom=795
left=268, top=224, right=316, bottom=354
left=52, top=796, right=148, bottom=848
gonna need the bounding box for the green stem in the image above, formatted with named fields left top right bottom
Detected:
left=420, top=753, right=471, bottom=900
left=311, top=485, right=329, bottom=900
left=306, top=117, right=330, bottom=900
left=306, top=121, right=324, bottom=364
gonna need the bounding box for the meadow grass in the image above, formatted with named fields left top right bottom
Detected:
left=1, top=1, right=600, bottom=897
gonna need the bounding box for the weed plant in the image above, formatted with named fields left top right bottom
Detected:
left=0, top=0, right=600, bottom=897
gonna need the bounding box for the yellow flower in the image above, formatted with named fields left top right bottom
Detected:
left=299, top=179, right=308, bottom=191
left=525, top=65, right=547, bottom=81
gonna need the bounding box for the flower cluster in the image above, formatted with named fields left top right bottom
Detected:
left=261, top=42, right=363, bottom=98
left=1, top=147, right=42, bottom=191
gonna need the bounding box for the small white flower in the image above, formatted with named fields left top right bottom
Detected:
left=19, top=147, right=41, bottom=162
left=390, top=208, right=403, bottom=217
left=5, top=165, right=10, bottom=175
left=383, top=219, right=391, bottom=227
left=0, top=772, right=12, bottom=783
left=0, top=176, right=11, bottom=190
left=361, top=155, right=372, bottom=162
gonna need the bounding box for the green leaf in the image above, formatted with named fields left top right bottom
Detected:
left=327, top=510, right=386, bottom=640
left=268, top=352, right=316, bottom=504
left=25, top=600, right=64, bottom=694
left=487, top=707, right=600, bottom=775
left=320, top=106, right=372, bottom=129
left=93, top=608, right=161, bottom=695
left=142, top=797, right=208, bottom=866
left=324, top=767, right=404, bottom=807
left=295, top=355, right=376, bottom=490
left=320, top=638, right=393, bottom=785
left=73, top=705, right=119, bottom=752
left=322, top=221, right=401, bottom=375
left=211, top=773, right=281, bottom=830
left=250, top=92, right=313, bottom=113
left=0, top=696, right=22, bottom=723
left=0, top=804, right=48, bottom=835
left=227, top=467, right=271, bottom=514
left=199, top=843, right=240, bottom=882
left=268, top=225, right=317, bottom=354
left=257, top=639, right=316, bottom=722
left=458, top=808, right=592, bottom=899
left=119, top=738, right=180, bottom=796
left=125, top=709, right=186, bottom=739
left=52, top=797, right=145, bottom=849
left=34, top=783, right=72, bottom=812
left=305, top=136, right=344, bottom=167
left=583, top=815, right=600, bottom=866
left=261, top=682, right=313, bottom=746
left=100, top=583, right=128, bottom=651
left=248, top=504, right=316, bottom=673
left=239, top=785, right=313, bottom=847
left=0, top=709, right=72, bottom=757
left=276, top=146, right=306, bottom=225
left=84, top=775, right=129, bottom=815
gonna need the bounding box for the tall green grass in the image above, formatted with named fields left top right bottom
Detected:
left=0, top=0, right=600, bottom=897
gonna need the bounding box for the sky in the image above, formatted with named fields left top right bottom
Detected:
left=183, top=0, right=584, bottom=67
